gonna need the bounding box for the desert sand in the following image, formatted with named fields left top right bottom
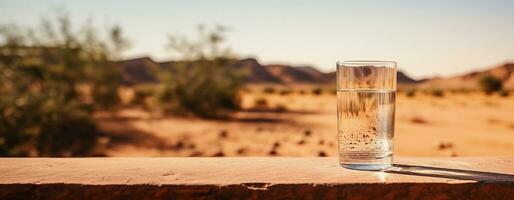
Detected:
left=97, top=91, right=514, bottom=157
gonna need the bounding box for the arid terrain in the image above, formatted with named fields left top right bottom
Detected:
left=97, top=89, right=514, bottom=157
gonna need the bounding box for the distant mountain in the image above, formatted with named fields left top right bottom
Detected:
left=115, top=57, right=159, bottom=85
left=397, top=71, right=417, bottom=84
left=264, top=64, right=330, bottom=84
left=418, top=63, right=514, bottom=90
left=231, top=58, right=281, bottom=83
left=115, top=57, right=514, bottom=90
left=116, top=57, right=418, bottom=85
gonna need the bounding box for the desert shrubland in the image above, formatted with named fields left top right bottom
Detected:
left=0, top=12, right=127, bottom=156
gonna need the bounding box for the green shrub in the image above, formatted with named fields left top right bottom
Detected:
left=0, top=13, right=127, bottom=156
left=131, top=85, right=156, bottom=107
left=155, top=25, right=244, bottom=118
left=479, top=75, right=503, bottom=94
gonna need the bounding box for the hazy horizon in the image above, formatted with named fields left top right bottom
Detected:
left=1, top=0, right=514, bottom=79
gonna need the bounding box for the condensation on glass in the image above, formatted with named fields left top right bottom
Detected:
left=337, top=61, right=396, bottom=171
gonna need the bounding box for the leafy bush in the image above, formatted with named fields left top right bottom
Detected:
left=0, top=13, right=127, bottom=156
left=131, top=85, right=156, bottom=107
left=479, top=75, right=503, bottom=94
left=154, top=25, right=244, bottom=118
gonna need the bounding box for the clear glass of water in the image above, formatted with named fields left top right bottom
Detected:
left=336, top=61, right=396, bottom=171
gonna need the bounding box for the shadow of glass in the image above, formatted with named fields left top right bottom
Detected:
left=383, top=164, right=514, bottom=182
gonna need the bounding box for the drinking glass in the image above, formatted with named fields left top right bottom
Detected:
left=336, top=61, right=396, bottom=170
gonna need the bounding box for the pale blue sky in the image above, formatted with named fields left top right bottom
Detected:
left=1, top=0, right=514, bottom=78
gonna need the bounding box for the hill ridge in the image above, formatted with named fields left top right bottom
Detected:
left=115, top=57, right=418, bottom=85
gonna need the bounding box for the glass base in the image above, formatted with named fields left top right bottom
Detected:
left=340, top=163, right=391, bottom=171
left=339, top=151, right=392, bottom=171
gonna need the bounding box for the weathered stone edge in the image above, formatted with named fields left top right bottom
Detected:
left=1, top=183, right=513, bottom=199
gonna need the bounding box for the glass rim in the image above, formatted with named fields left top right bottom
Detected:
left=337, top=60, right=397, bottom=67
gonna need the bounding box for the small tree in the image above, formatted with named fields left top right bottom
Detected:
left=479, top=75, right=503, bottom=94
left=155, top=25, right=244, bottom=118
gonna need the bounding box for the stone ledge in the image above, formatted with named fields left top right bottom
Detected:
left=1, top=157, right=513, bottom=199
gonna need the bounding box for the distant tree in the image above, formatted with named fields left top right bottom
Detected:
left=479, top=75, right=503, bottom=94
left=89, top=24, right=130, bottom=109
left=155, top=25, right=245, bottom=118
left=0, top=11, right=128, bottom=156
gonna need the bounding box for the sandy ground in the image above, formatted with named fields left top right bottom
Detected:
left=97, top=91, right=514, bottom=157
